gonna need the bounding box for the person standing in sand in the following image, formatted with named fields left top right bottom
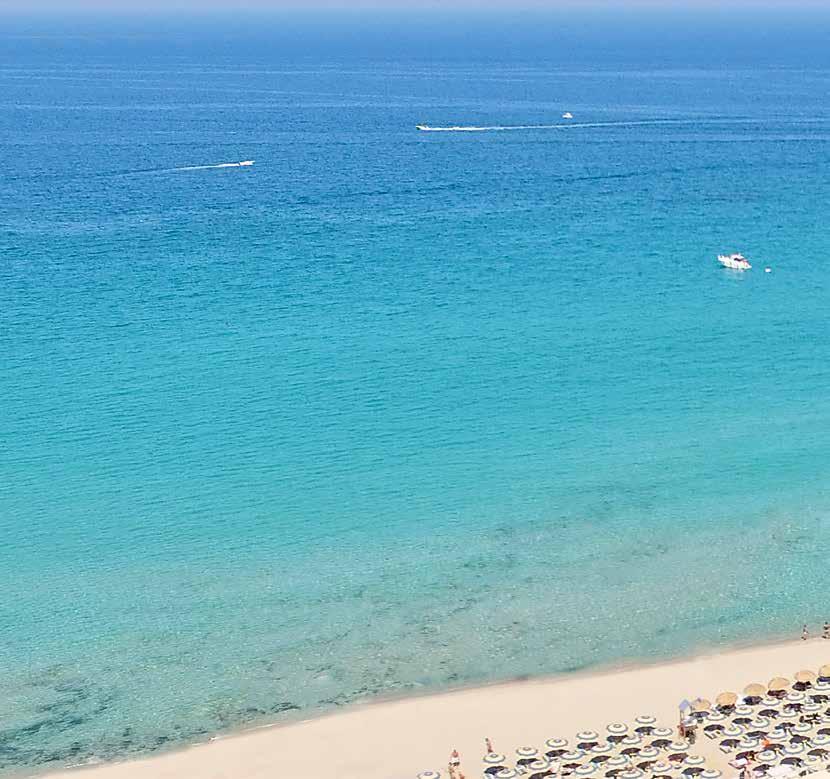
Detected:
left=450, top=749, right=460, bottom=767
left=823, top=621, right=830, bottom=639
left=485, top=738, right=494, bottom=754
left=802, top=624, right=809, bottom=640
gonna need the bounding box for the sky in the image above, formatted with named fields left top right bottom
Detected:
left=2, top=0, right=830, bottom=12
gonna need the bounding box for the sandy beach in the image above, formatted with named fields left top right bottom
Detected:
left=42, top=637, right=830, bottom=779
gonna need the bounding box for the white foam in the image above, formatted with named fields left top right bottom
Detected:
left=172, top=160, right=255, bottom=171
left=416, top=119, right=745, bottom=133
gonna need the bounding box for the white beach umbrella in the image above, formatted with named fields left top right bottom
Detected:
left=757, top=750, right=778, bottom=763
left=783, top=743, right=806, bottom=756
left=484, top=753, right=507, bottom=765
left=815, top=681, right=830, bottom=693
left=651, top=760, right=674, bottom=774
left=622, top=735, right=642, bottom=747
left=638, top=747, right=659, bottom=761
left=787, top=692, right=806, bottom=703
left=578, top=731, right=600, bottom=744
left=636, top=716, right=657, bottom=727
left=593, top=743, right=614, bottom=755
left=606, top=756, right=630, bottom=768
left=700, top=771, right=721, bottom=779
left=722, top=725, right=744, bottom=738
left=562, top=750, right=586, bottom=763
left=812, top=734, right=830, bottom=747
left=494, top=770, right=519, bottom=779
left=802, top=702, right=822, bottom=714
left=761, top=696, right=781, bottom=707
left=576, top=765, right=598, bottom=776
left=517, top=747, right=540, bottom=760
left=619, top=770, right=644, bottom=779
left=528, top=758, right=551, bottom=772
left=548, top=738, right=570, bottom=750
left=417, top=772, right=442, bottom=779
left=748, top=717, right=770, bottom=730
left=734, top=705, right=754, bottom=717
left=706, top=712, right=727, bottom=723
left=684, top=756, right=705, bottom=767
left=790, top=723, right=812, bottom=735
left=608, top=724, right=629, bottom=736
left=652, top=728, right=673, bottom=738
left=737, top=738, right=760, bottom=750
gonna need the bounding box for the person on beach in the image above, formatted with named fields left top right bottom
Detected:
left=485, top=738, right=494, bottom=754
left=823, top=621, right=830, bottom=639
left=802, top=624, right=809, bottom=640
left=450, top=749, right=460, bottom=767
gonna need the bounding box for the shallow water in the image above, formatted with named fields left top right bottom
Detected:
left=2, top=10, right=830, bottom=775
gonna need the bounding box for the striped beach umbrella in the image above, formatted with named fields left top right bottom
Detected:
left=619, top=770, right=643, bottom=779
left=484, top=753, right=507, bottom=765
left=638, top=747, right=659, bottom=761
left=494, top=770, right=519, bottom=779
left=761, top=696, right=781, bottom=707
left=802, top=702, right=822, bottom=714
left=547, top=738, right=569, bottom=750
left=576, top=765, right=597, bottom=776
left=517, top=747, right=539, bottom=761
left=783, top=743, right=806, bottom=756
left=652, top=728, right=673, bottom=738
left=684, top=756, right=706, bottom=767
left=592, top=742, right=614, bottom=755
left=786, top=691, right=806, bottom=703
left=706, top=712, right=727, bottom=723
left=621, top=735, right=642, bottom=747
left=700, top=771, right=722, bottom=779
left=667, top=742, right=689, bottom=759
left=722, top=724, right=744, bottom=738
left=815, top=680, right=830, bottom=692
left=748, top=717, right=769, bottom=729
left=734, top=705, right=754, bottom=717
left=607, top=723, right=628, bottom=741
left=417, top=772, right=441, bottom=779
left=757, top=750, right=778, bottom=763
left=562, top=750, right=586, bottom=764
left=578, top=731, right=600, bottom=745
left=791, top=723, right=812, bottom=735
left=737, top=738, right=760, bottom=750
left=812, top=734, right=830, bottom=747
left=527, top=758, right=551, bottom=772
left=651, top=761, right=674, bottom=775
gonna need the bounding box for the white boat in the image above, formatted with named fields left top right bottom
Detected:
left=562, top=112, right=574, bottom=119
left=238, top=160, right=254, bottom=166
left=717, top=253, right=752, bottom=271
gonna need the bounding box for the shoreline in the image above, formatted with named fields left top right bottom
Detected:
left=33, top=631, right=830, bottom=779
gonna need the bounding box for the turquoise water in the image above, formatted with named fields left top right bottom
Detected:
left=2, top=9, right=830, bottom=774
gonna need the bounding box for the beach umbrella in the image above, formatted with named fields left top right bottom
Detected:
left=578, top=732, right=600, bottom=745
left=717, top=692, right=739, bottom=708
left=791, top=723, right=812, bottom=735
left=608, top=724, right=628, bottom=736
left=737, top=738, right=760, bottom=750
left=749, top=717, right=770, bottom=729
left=621, top=736, right=642, bottom=747
left=576, top=765, right=597, bottom=776
left=802, top=702, right=822, bottom=714
left=691, top=699, right=711, bottom=714
left=651, top=761, right=674, bottom=774
left=700, top=770, right=721, bottom=779
left=820, top=665, right=830, bottom=681
left=528, top=758, right=551, bottom=771
left=684, top=756, right=705, bottom=767
left=636, top=716, right=656, bottom=727
left=417, top=772, right=442, bottom=779
left=547, top=739, right=569, bottom=750
left=816, top=679, right=830, bottom=691
left=593, top=742, right=614, bottom=755
left=494, top=770, right=519, bottom=779
left=745, top=684, right=767, bottom=699
left=812, top=734, right=830, bottom=747
left=786, top=692, right=806, bottom=703
left=761, top=696, right=781, bottom=707
left=517, top=747, right=540, bottom=761
left=722, top=725, right=744, bottom=738
left=619, top=770, right=643, bottom=779
left=484, top=753, right=508, bottom=765
left=706, top=712, right=727, bottom=723
left=734, top=705, right=754, bottom=717
left=757, top=750, right=778, bottom=763
left=667, top=743, right=689, bottom=759
left=783, top=743, right=805, bottom=756
left=638, top=747, right=659, bottom=761
left=769, top=678, right=790, bottom=694
left=562, top=751, right=586, bottom=764
left=606, top=756, right=629, bottom=769
left=768, top=768, right=796, bottom=779
left=652, top=728, right=673, bottom=738
left=795, top=671, right=817, bottom=686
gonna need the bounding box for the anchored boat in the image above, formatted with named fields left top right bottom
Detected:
left=717, top=253, right=752, bottom=271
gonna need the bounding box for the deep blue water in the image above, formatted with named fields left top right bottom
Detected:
left=2, top=10, right=830, bottom=775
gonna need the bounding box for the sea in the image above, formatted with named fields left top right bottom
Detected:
left=2, top=7, right=830, bottom=775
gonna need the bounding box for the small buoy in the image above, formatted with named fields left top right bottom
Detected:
left=765, top=267, right=771, bottom=273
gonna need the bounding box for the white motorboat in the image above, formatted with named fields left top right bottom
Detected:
left=562, top=112, right=574, bottom=119
left=717, top=253, right=752, bottom=271
left=238, top=160, right=254, bottom=166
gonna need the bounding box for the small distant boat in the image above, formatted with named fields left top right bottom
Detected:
left=416, top=125, right=429, bottom=131
left=238, top=160, right=254, bottom=166
left=717, top=253, right=752, bottom=271
left=562, top=112, right=574, bottom=120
